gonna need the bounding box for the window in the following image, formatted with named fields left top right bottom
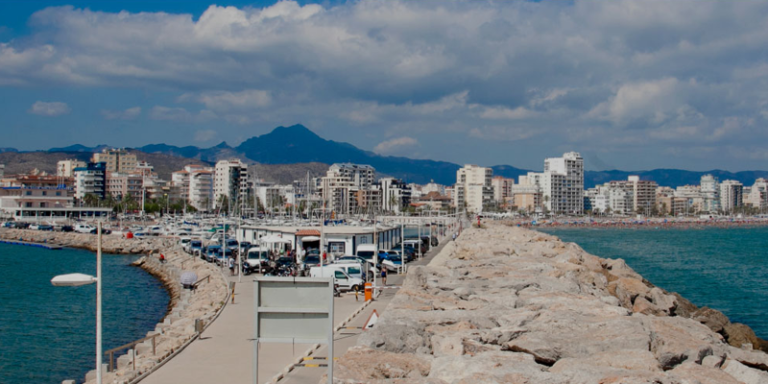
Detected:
left=25, top=203, right=32, bottom=208
left=25, top=191, right=32, bottom=196
left=334, top=271, right=347, bottom=279
left=329, top=242, right=345, bottom=254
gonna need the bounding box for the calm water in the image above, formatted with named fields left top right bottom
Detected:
left=540, top=227, right=768, bottom=338
left=0, top=243, right=170, bottom=384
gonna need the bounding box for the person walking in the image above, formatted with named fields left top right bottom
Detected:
left=159, top=253, right=166, bottom=264
left=228, top=256, right=235, bottom=276
left=381, top=267, right=387, bottom=286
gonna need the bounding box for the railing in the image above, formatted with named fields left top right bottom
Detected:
left=105, top=333, right=159, bottom=372
left=193, top=275, right=210, bottom=288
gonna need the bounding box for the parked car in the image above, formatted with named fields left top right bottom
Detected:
left=225, top=239, right=239, bottom=252
left=37, top=224, right=54, bottom=231
left=75, top=224, right=96, bottom=234
left=309, top=266, right=364, bottom=292
left=302, top=255, right=322, bottom=270
left=188, top=240, right=203, bottom=255
left=59, top=225, right=74, bottom=232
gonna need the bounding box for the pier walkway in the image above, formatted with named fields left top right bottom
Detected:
left=139, top=237, right=452, bottom=384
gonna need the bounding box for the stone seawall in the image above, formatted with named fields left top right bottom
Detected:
left=330, top=223, right=768, bottom=383
left=0, top=228, right=229, bottom=384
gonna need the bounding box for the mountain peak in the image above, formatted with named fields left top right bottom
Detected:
left=268, top=124, right=322, bottom=140
left=213, top=141, right=231, bottom=149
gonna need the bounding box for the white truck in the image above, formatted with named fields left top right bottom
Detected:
left=309, top=266, right=364, bottom=292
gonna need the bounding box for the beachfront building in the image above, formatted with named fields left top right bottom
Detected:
left=74, top=162, right=107, bottom=199
left=675, top=185, right=705, bottom=213
left=92, top=148, right=138, bottom=174
left=173, top=165, right=214, bottom=211
left=319, top=163, right=376, bottom=215
left=378, top=177, right=411, bottom=214
left=603, top=176, right=658, bottom=214
left=700, top=175, right=720, bottom=213
left=746, top=178, right=768, bottom=211
left=454, top=164, right=493, bottom=214
left=414, top=191, right=452, bottom=211
left=491, top=176, right=514, bottom=207
left=214, top=159, right=249, bottom=211
left=719, top=180, right=743, bottom=213
left=57, top=159, right=87, bottom=177
left=511, top=177, right=542, bottom=213
left=238, top=224, right=403, bottom=261
left=355, top=189, right=382, bottom=213
left=0, top=182, right=111, bottom=221
left=106, top=172, right=143, bottom=201
left=541, top=152, right=584, bottom=215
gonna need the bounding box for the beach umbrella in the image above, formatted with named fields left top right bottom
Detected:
left=180, top=271, right=198, bottom=286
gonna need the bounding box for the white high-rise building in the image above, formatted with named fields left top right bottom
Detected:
left=173, top=165, right=214, bottom=211
left=320, top=163, right=376, bottom=215
left=746, top=179, right=768, bottom=211
left=57, top=160, right=87, bottom=178
left=0, top=164, right=4, bottom=180
left=454, top=164, right=493, bottom=213
left=214, top=160, right=249, bottom=211
left=719, top=180, right=743, bottom=213
left=700, top=175, right=720, bottom=213
left=378, top=177, right=411, bottom=214
left=542, top=152, right=584, bottom=214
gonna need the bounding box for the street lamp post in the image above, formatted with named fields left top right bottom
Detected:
left=51, top=222, right=102, bottom=384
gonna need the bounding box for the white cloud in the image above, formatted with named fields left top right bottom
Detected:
left=479, top=106, right=537, bottom=120
left=28, top=101, right=70, bottom=116
left=374, top=137, right=418, bottom=154
left=194, top=129, right=217, bottom=142
left=101, top=106, right=141, bottom=120
left=587, top=78, right=688, bottom=125
left=182, top=90, right=272, bottom=111
left=150, top=106, right=215, bottom=123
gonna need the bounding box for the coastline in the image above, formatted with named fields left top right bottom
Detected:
left=0, top=228, right=229, bottom=384
left=329, top=222, right=768, bottom=383
left=508, top=217, right=768, bottom=229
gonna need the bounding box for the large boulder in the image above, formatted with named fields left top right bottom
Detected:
left=693, top=307, right=731, bottom=334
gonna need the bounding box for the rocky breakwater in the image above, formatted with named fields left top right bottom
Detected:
left=0, top=228, right=229, bottom=384
left=330, top=223, right=768, bottom=384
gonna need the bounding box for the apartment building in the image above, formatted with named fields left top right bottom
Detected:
left=746, top=178, right=768, bottom=210
left=491, top=176, right=514, bottom=206
left=172, top=165, right=214, bottom=211
left=719, top=180, right=743, bottom=212
left=214, top=159, right=249, bottom=210
left=320, top=163, right=376, bottom=215
left=541, top=152, right=584, bottom=214
left=74, top=162, right=107, bottom=199
left=378, top=177, right=412, bottom=214
left=106, top=172, right=143, bottom=201
left=453, top=164, right=493, bottom=214
left=700, top=175, right=720, bottom=213
left=92, top=149, right=138, bottom=173
left=57, top=159, right=87, bottom=177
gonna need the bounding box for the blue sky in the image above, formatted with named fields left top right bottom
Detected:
left=1, top=0, right=768, bottom=171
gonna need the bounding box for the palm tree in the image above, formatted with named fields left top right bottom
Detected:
left=83, top=193, right=99, bottom=207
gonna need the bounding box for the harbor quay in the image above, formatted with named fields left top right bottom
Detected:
left=330, top=223, right=768, bottom=383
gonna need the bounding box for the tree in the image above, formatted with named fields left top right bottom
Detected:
left=83, top=193, right=99, bottom=207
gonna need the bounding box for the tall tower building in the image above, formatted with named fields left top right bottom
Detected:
left=542, top=152, right=584, bottom=215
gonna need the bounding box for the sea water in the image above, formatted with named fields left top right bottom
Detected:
left=540, top=227, right=768, bottom=338
left=0, top=243, right=169, bottom=384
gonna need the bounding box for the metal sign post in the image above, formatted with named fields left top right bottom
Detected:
left=253, top=277, right=334, bottom=384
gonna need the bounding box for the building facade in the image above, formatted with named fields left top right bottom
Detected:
left=541, top=152, right=584, bottom=214
left=92, top=149, right=138, bottom=173
left=214, top=160, right=249, bottom=211
left=57, top=159, right=87, bottom=178
left=453, top=164, right=493, bottom=214
left=378, top=177, right=412, bottom=214
left=491, top=176, right=514, bottom=207
left=719, top=180, right=743, bottom=212
left=700, top=175, right=720, bottom=213
left=74, top=162, right=107, bottom=199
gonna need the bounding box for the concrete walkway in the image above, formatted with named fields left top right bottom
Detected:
left=139, top=233, right=456, bottom=384
left=277, top=236, right=454, bottom=384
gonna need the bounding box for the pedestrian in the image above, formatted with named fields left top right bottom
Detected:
left=159, top=253, right=166, bottom=264
left=452, top=232, right=457, bottom=241
left=381, top=267, right=387, bottom=286
left=229, top=257, right=235, bottom=276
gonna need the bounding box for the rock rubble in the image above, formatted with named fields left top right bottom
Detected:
left=0, top=228, right=229, bottom=384
left=329, top=223, right=768, bottom=384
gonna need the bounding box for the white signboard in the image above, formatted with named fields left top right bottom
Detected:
left=253, top=277, right=334, bottom=384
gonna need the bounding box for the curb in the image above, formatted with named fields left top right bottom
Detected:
left=269, top=298, right=374, bottom=384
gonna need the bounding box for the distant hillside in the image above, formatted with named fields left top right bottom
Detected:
left=9, top=124, right=768, bottom=188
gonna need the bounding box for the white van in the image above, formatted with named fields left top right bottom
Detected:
left=309, top=266, right=364, bottom=292
left=356, top=244, right=378, bottom=262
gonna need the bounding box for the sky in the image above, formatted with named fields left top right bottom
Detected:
left=1, top=0, right=768, bottom=172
